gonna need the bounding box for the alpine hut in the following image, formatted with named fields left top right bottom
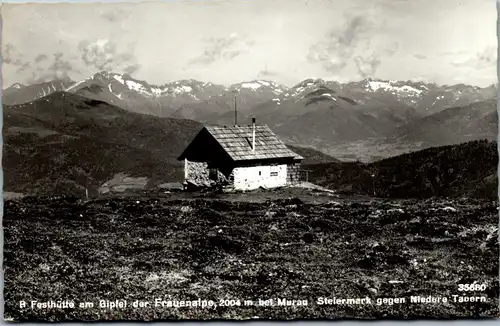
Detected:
left=177, top=118, right=303, bottom=191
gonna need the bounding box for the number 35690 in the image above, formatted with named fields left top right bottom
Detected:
left=458, top=283, right=487, bottom=291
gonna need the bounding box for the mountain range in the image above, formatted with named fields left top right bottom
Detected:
left=3, top=72, right=498, bottom=161
left=5, top=73, right=497, bottom=115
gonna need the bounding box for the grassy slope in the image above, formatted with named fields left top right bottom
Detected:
left=286, top=145, right=340, bottom=164
left=3, top=92, right=203, bottom=196
left=389, top=98, right=498, bottom=146
left=307, top=140, right=498, bottom=199
left=3, top=196, right=498, bottom=320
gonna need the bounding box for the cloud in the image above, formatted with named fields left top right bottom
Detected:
left=6, top=39, right=140, bottom=84
left=307, top=15, right=370, bottom=72
left=374, top=0, right=413, bottom=10
left=308, top=15, right=398, bottom=78
left=123, top=64, right=141, bottom=75
left=48, top=53, right=73, bottom=77
left=354, top=55, right=381, bottom=78
left=35, top=54, right=48, bottom=62
left=441, top=50, right=469, bottom=56
left=101, top=12, right=119, bottom=22
left=2, top=43, right=24, bottom=66
left=2, top=44, right=66, bottom=81
left=413, top=54, right=427, bottom=60
left=258, top=69, right=280, bottom=78
left=101, top=8, right=130, bottom=22
left=475, top=46, right=496, bottom=67
left=78, top=39, right=141, bottom=74
left=190, top=33, right=254, bottom=65
left=451, top=46, right=496, bottom=70
left=26, top=52, right=77, bottom=83
left=354, top=42, right=398, bottom=78
left=16, top=62, right=31, bottom=73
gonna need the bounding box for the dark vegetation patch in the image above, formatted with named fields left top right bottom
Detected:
left=338, top=96, right=357, bottom=105
left=307, top=140, right=498, bottom=199
left=3, top=196, right=498, bottom=321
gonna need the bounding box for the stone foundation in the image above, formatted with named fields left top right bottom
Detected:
left=286, top=162, right=301, bottom=185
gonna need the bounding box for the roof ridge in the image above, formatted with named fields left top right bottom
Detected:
left=201, top=124, right=302, bottom=162
left=205, top=124, right=270, bottom=128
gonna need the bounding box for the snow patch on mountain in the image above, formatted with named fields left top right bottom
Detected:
left=125, top=80, right=148, bottom=95
left=173, top=85, right=193, bottom=94
left=291, top=87, right=306, bottom=96
left=432, top=95, right=446, bottom=106
left=113, top=74, right=125, bottom=85
left=322, top=93, right=337, bottom=101
left=65, top=80, right=86, bottom=92
left=150, top=87, right=162, bottom=96
left=289, top=80, right=327, bottom=97
left=367, top=81, right=423, bottom=96
left=234, top=80, right=286, bottom=94
left=240, top=82, right=263, bottom=90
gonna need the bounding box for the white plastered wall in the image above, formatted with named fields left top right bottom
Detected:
left=233, top=164, right=287, bottom=190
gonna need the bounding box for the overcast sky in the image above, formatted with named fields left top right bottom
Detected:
left=1, top=0, right=497, bottom=87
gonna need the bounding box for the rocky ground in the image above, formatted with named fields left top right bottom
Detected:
left=3, top=189, right=499, bottom=321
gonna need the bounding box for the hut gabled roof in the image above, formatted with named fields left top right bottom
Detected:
left=178, top=124, right=303, bottom=162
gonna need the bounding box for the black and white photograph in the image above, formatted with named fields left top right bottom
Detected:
left=2, top=0, right=499, bottom=321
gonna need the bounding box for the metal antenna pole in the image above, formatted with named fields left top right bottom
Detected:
left=234, top=95, right=238, bottom=126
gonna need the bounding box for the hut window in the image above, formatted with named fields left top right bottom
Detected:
left=259, top=171, right=261, bottom=176
left=270, top=172, right=278, bottom=176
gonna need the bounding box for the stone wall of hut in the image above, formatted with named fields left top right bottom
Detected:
left=286, top=162, right=301, bottom=185
left=185, top=160, right=230, bottom=187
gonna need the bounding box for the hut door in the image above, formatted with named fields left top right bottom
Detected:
left=209, top=168, right=218, bottom=181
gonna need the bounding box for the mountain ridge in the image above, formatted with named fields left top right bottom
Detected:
left=5, top=72, right=497, bottom=111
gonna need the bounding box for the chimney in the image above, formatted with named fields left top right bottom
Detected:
left=252, top=117, right=256, bottom=152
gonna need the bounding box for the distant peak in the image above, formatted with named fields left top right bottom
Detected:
left=292, top=78, right=326, bottom=89
left=93, top=71, right=128, bottom=80
left=173, top=79, right=203, bottom=85
left=8, top=82, right=25, bottom=89
left=231, top=80, right=285, bottom=91
left=92, top=71, right=112, bottom=80
left=96, top=70, right=110, bottom=76
left=57, top=75, right=74, bottom=83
